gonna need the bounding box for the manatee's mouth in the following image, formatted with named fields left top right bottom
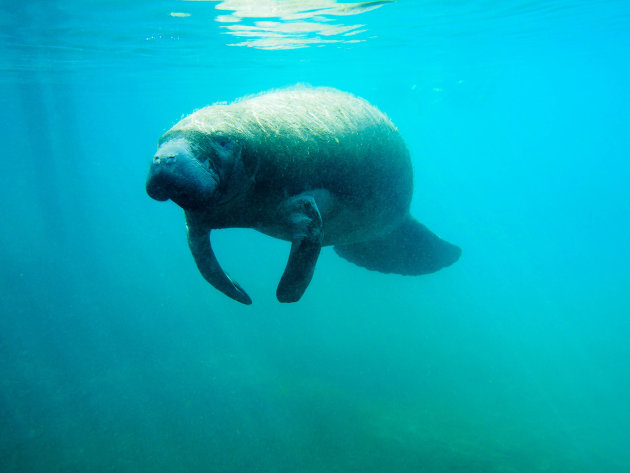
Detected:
left=146, top=160, right=171, bottom=201
left=146, top=155, right=218, bottom=210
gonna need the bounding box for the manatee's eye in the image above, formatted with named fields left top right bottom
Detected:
left=214, top=136, right=233, bottom=151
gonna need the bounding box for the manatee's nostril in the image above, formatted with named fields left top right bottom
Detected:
left=153, top=156, right=159, bottom=163
left=166, top=155, right=176, bottom=164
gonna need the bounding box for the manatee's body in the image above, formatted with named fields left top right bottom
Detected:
left=146, top=87, right=460, bottom=304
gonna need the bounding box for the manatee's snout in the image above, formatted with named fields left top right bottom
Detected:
left=146, top=139, right=218, bottom=210
left=146, top=155, right=177, bottom=201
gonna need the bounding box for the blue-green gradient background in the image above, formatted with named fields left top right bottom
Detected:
left=1, top=1, right=629, bottom=472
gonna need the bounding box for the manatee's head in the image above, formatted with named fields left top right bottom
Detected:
left=146, top=131, right=255, bottom=305
left=146, top=132, right=248, bottom=211
left=146, top=137, right=218, bottom=210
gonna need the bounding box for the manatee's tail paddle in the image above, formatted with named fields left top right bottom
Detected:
left=334, top=216, right=461, bottom=275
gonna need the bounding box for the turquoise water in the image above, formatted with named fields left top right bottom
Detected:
left=1, top=1, right=630, bottom=471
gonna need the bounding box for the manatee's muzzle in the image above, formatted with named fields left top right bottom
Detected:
left=146, top=155, right=218, bottom=210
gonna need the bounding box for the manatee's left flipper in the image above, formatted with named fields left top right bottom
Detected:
left=187, top=225, right=252, bottom=305
left=276, top=194, right=324, bottom=303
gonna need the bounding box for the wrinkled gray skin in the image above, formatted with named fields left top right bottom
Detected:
left=146, top=89, right=460, bottom=304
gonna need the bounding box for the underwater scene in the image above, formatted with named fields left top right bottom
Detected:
left=1, top=1, right=629, bottom=472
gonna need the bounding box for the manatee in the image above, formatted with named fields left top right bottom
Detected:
left=146, top=87, right=460, bottom=304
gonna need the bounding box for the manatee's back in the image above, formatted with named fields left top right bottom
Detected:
left=170, top=87, right=413, bottom=216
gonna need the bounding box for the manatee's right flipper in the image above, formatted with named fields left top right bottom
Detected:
left=276, top=194, right=324, bottom=303
left=334, top=216, right=461, bottom=275
left=187, top=225, right=252, bottom=305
